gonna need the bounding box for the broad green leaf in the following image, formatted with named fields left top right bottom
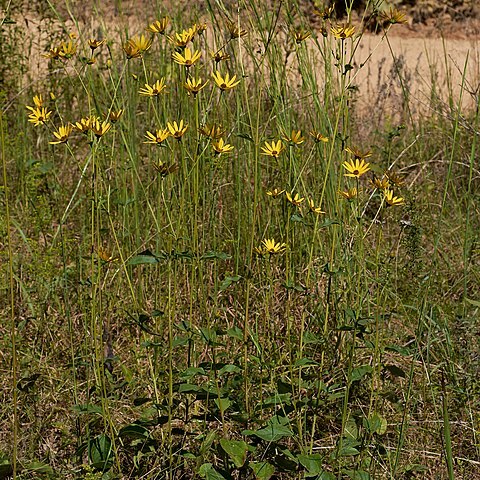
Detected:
left=250, top=461, right=275, bottom=480
left=344, top=469, right=371, bottom=480
left=350, top=365, right=373, bottom=382
left=127, top=254, right=159, bottom=265
left=23, top=462, right=54, bottom=475
left=118, top=424, right=150, bottom=440
left=202, top=251, right=231, bottom=260
left=244, top=416, right=293, bottom=442
left=298, top=453, right=323, bottom=476
left=72, top=404, right=103, bottom=415
left=219, top=438, right=248, bottom=467
left=198, top=463, right=227, bottom=480
left=88, top=434, right=113, bottom=470
left=215, top=397, right=232, bottom=412
left=344, top=417, right=359, bottom=440
left=363, top=413, right=387, bottom=435
left=220, top=275, right=242, bottom=290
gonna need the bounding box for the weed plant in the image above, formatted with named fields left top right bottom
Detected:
left=1, top=0, right=479, bottom=479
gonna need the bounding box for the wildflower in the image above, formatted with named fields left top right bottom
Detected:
left=139, top=79, right=167, bottom=96
left=167, top=120, right=188, bottom=140
left=27, top=106, right=52, bottom=127
left=226, top=20, right=247, bottom=39
left=144, top=129, right=170, bottom=145
left=58, top=40, right=77, bottom=59
left=345, top=146, right=372, bottom=160
left=32, top=94, right=43, bottom=107
left=153, top=160, right=178, bottom=177
left=75, top=116, right=96, bottom=134
left=168, top=27, right=195, bottom=47
left=380, top=7, right=408, bottom=25
left=212, top=71, right=241, bottom=92
left=314, top=4, right=335, bottom=20
left=282, top=130, right=304, bottom=146
left=172, top=47, right=201, bottom=67
left=385, top=170, right=405, bottom=187
left=309, top=130, right=329, bottom=143
left=97, top=246, right=118, bottom=263
left=291, top=28, right=311, bottom=44
left=88, top=38, right=105, bottom=51
left=331, top=24, right=356, bottom=39
left=123, top=34, right=153, bottom=59
left=184, top=77, right=208, bottom=97
left=50, top=124, right=74, bottom=144
left=196, top=23, right=208, bottom=35
left=108, top=109, right=124, bottom=123
left=286, top=191, right=305, bottom=207
left=43, top=47, right=61, bottom=59
left=383, top=189, right=405, bottom=206
left=212, top=138, right=234, bottom=155
left=307, top=198, right=325, bottom=214
left=261, top=140, right=285, bottom=158
left=266, top=188, right=285, bottom=198
left=255, top=238, right=286, bottom=255
left=199, top=123, right=225, bottom=139
left=146, top=17, right=169, bottom=34
left=370, top=175, right=389, bottom=190
left=343, top=158, right=370, bottom=178
left=338, top=187, right=358, bottom=200
left=90, top=118, right=111, bottom=138
left=211, top=49, right=230, bottom=65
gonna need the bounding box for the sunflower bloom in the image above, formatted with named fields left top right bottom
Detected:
left=338, top=187, right=358, bottom=200
left=199, top=123, right=225, bottom=139
left=226, top=20, right=247, bottom=39
left=331, top=24, right=356, bottom=39
left=383, top=189, right=405, bottom=206
left=75, top=116, right=96, bottom=134
left=58, top=40, right=77, bottom=59
left=144, top=129, right=170, bottom=145
left=139, top=79, right=167, bottom=96
left=266, top=188, right=285, bottom=198
left=309, top=130, right=329, bottom=143
left=168, top=27, right=196, bottom=47
left=212, top=71, right=241, bottom=92
left=123, top=34, right=153, bottom=59
left=314, top=4, right=335, bottom=20
left=380, top=8, right=408, bottom=25
left=50, top=124, right=74, bottom=144
left=43, top=47, right=61, bottom=59
left=307, top=198, right=325, bottom=214
left=91, top=119, right=111, bottom=138
left=286, top=191, right=305, bottom=207
left=88, top=39, right=105, bottom=51
left=343, top=158, right=370, bottom=178
left=345, top=146, right=372, bottom=160
left=211, top=49, right=230, bottom=65
left=212, top=138, right=234, bottom=155
left=153, top=160, right=178, bottom=178
left=172, top=47, right=201, bottom=67
left=385, top=170, right=405, bottom=187
left=282, top=130, right=304, bottom=146
left=146, top=17, right=169, bottom=34
left=167, top=120, right=188, bottom=140
left=27, top=106, right=52, bottom=127
left=370, top=175, right=389, bottom=190
left=108, top=109, right=124, bottom=123
left=291, top=28, right=311, bottom=44
left=184, top=77, right=208, bottom=97
left=255, top=238, right=286, bottom=256
left=261, top=140, right=285, bottom=158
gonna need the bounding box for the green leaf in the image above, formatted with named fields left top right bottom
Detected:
left=290, top=213, right=310, bottom=225
left=350, top=365, right=373, bottom=383
left=250, top=461, right=275, bottom=480
left=465, top=297, right=480, bottom=307
left=23, top=462, right=54, bottom=475
left=383, top=364, right=406, bottom=378
left=344, top=469, right=371, bottom=480
left=72, top=404, right=103, bottom=415
left=88, top=434, right=113, bottom=470
left=220, top=275, right=242, bottom=290
left=338, top=445, right=360, bottom=457
left=198, top=463, right=227, bottom=479
left=202, top=251, right=231, bottom=260
left=237, top=132, right=254, bottom=142
left=178, top=383, right=200, bottom=393
left=127, top=253, right=160, bottom=265
left=244, top=416, right=293, bottom=442
left=219, top=438, right=248, bottom=468
left=118, top=424, right=150, bottom=440
left=298, top=453, right=323, bottom=476
left=215, top=397, right=232, bottom=412
left=344, top=417, right=358, bottom=440
left=318, top=472, right=336, bottom=480
left=294, top=357, right=319, bottom=367
left=227, top=326, right=243, bottom=341
left=363, top=413, right=388, bottom=435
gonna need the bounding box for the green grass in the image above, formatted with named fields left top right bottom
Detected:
left=1, top=1, right=479, bottom=479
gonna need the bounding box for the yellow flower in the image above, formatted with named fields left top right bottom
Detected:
left=255, top=238, right=286, bottom=255
left=153, top=160, right=178, bottom=177
left=212, top=71, right=241, bottom=92
left=123, top=34, right=153, bottom=59
left=212, top=138, right=234, bottom=155
left=50, top=124, right=74, bottom=144
left=75, top=116, right=96, bottom=134
left=27, top=106, right=52, bottom=127
left=345, top=146, right=372, bottom=160
left=168, top=27, right=196, bottom=47
left=43, top=47, right=61, bottom=59
left=90, top=119, right=111, bottom=138
left=343, top=158, right=370, bottom=178
left=195, top=23, right=208, bottom=35
left=88, top=38, right=105, bottom=51
left=146, top=17, right=169, bottom=34
left=383, top=189, right=405, bottom=206
left=210, top=49, right=230, bottom=64
left=309, top=131, right=329, bottom=143
left=226, top=20, right=247, bottom=39
left=167, top=120, right=188, bottom=140
left=261, top=140, right=285, bottom=158
left=314, top=4, right=335, bottom=20
left=291, top=28, right=311, bottom=44
left=184, top=77, right=208, bottom=97
left=338, top=187, right=358, bottom=200
left=307, top=198, right=325, bottom=214
left=286, top=191, right=305, bottom=207
left=97, top=246, right=118, bottom=263
left=32, top=94, right=43, bottom=107
left=199, top=123, right=225, bottom=139
left=282, top=129, right=304, bottom=146
left=108, top=109, right=124, bottom=123
left=58, top=40, right=77, bottom=59
left=139, top=79, right=167, bottom=96
left=370, top=175, right=389, bottom=190
left=385, top=170, right=405, bottom=187
left=380, top=8, right=408, bottom=25
left=331, top=24, right=356, bottom=39
left=144, top=128, right=170, bottom=145
left=172, top=47, right=201, bottom=67
left=266, top=188, right=285, bottom=198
